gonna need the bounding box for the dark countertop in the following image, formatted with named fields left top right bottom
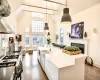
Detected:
left=0, top=67, right=14, bottom=80
left=0, top=53, right=20, bottom=80
left=0, top=52, right=23, bottom=80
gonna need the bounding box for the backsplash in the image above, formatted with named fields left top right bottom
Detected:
left=0, top=35, right=3, bottom=57
left=0, top=35, right=9, bottom=57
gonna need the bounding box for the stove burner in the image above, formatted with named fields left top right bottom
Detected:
left=3, top=60, right=8, bottom=62
left=0, top=61, right=16, bottom=68
left=2, top=55, right=19, bottom=60
left=0, top=55, right=19, bottom=68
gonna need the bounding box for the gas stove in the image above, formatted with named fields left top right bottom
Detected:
left=0, top=60, right=16, bottom=68
left=0, top=55, right=19, bottom=68
left=2, top=55, right=19, bottom=60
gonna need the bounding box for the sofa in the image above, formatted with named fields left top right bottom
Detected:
left=52, top=43, right=66, bottom=49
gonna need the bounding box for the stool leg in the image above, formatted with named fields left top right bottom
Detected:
left=20, top=74, right=22, bottom=80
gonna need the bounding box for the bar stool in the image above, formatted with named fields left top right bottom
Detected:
left=13, top=61, right=23, bottom=80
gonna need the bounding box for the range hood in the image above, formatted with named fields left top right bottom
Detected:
left=0, top=22, right=12, bottom=34
left=0, top=0, right=12, bottom=34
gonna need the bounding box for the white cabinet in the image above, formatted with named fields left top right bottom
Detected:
left=45, top=56, right=58, bottom=80
left=44, top=55, right=85, bottom=80
left=37, top=49, right=45, bottom=70
left=40, top=53, right=45, bottom=70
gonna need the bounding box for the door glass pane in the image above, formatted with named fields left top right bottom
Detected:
left=32, top=35, right=44, bottom=45
left=60, top=29, right=64, bottom=44
left=25, top=35, right=30, bottom=45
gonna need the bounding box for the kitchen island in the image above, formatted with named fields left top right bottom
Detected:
left=37, top=47, right=86, bottom=80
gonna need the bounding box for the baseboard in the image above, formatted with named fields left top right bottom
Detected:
left=94, top=63, right=100, bottom=68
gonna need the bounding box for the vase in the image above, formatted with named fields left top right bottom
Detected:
left=47, top=44, right=51, bottom=51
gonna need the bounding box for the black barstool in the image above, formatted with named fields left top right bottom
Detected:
left=13, top=61, right=23, bottom=80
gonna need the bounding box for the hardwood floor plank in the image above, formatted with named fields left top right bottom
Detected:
left=85, top=64, right=100, bottom=80
left=22, top=52, right=48, bottom=80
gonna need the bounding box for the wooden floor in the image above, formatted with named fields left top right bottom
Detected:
left=22, top=51, right=48, bottom=80
left=85, top=64, right=100, bottom=80
left=22, top=51, right=100, bottom=80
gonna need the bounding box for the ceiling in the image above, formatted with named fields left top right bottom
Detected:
left=7, top=0, right=24, bottom=12
left=8, top=0, right=100, bottom=15
left=22, top=0, right=100, bottom=15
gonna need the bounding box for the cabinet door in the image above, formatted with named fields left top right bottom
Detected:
left=40, top=53, right=45, bottom=70
left=45, top=57, right=58, bottom=80
left=37, top=50, right=40, bottom=61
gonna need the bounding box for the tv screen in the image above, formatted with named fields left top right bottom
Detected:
left=71, top=22, right=84, bottom=39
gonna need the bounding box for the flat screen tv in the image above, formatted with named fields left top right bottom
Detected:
left=71, top=22, right=84, bottom=39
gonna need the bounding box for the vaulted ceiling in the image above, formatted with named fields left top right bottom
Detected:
left=23, top=0, right=100, bottom=15
left=7, top=0, right=24, bottom=12
left=8, top=0, right=100, bottom=15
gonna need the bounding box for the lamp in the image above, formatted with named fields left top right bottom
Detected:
left=44, top=1, right=49, bottom=31
left=47, top=32, right=50, bottom=36
left=44, top=23, right=49, bottom=30
left=61, top=0, right=72, bottom=24
left=44, top=0, right=72, bottom=24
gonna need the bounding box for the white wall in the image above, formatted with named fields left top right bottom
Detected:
left=72, top=3, right=100, bottom=67
left=57, top=3, right=100, bottom=67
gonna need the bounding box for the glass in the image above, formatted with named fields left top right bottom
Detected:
left=32, top=20, right=44, bottom=32
left=32, top=35, right=44, bottom=45
left=25, top=35, right=30, bottom=45
left=60, top=28, right=64, bottom=44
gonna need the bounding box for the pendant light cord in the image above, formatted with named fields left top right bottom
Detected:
left=46, top=1, right=47, bottom=23
left=66, top=0, right=67, bottom=7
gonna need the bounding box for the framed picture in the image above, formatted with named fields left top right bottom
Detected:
left=71, top=22, right=84, bottom=39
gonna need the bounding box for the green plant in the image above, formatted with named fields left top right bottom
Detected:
left=47, top=38, right=51, bottom=45
left=64, top=46, right=80, bottom=51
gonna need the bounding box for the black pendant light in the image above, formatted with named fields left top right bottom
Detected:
left=44, top=23, right=49, bottom=30
left=61, top=0, right=72, bottom=24
left=44, top=1, right=49, bottom=30
left=47, top=32, right=50, bottom=36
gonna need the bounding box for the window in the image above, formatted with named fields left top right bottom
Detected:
left=24, top=12, right=45, bottom=46
left=32, top=35, right=44, bottom=45
left=25, top=35, right=30, bottom=46
left=32, top=12, right=44, bottom=18
left=25, top=28, right=29, bottom=32
left=60, top=28, right=64, bottom=44
left=32, top=20, right=44, bottom=32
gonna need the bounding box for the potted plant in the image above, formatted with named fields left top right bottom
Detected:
left=63, top=46, right=81, bottom=55
left=47, top=38, right=51, bottom=45
left=46, top=38, right=51, bottom=51
left=62, top=46, right=67, bottom=53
